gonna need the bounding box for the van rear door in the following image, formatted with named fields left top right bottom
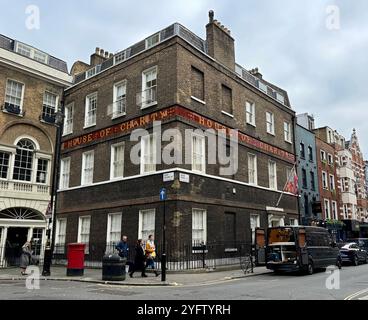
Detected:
left=298, top=228, right=309, bottom=266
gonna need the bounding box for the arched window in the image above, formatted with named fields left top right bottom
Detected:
left=12, top=139, right=35, bottom=182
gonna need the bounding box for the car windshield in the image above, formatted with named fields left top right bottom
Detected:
left=341, top=243, right=357, bottom=249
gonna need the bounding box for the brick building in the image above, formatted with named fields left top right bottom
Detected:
left=56, top=12, right=299, bottom=264
left=0, top=34, right=71, bottom=267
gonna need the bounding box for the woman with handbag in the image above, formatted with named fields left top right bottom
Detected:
left=145, top=235, right=160, bottom=277
left=20, top=241, right=32, bottom=276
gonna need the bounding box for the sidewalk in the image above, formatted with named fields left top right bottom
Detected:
left=0, top=265, right=271, bottom=287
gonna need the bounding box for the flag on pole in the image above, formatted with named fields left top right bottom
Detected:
left=285, top=165, right=299, bottom=195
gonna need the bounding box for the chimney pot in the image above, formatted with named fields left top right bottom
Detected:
left=209, top=10, right=214, bottom=23
left=95, top=47, right=100, bottom=54
left=105, top=51, right=109, bottom=58
left=100, top=49, right=105, bottom=56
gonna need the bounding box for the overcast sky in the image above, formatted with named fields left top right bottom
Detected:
left=1, top=0, right=367, bottom=157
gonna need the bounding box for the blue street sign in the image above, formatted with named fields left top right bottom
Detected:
left=160, top=188, right=167, bottom=201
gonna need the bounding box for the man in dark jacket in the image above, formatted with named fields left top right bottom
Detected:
left=115, top=235, right=129, bottom=258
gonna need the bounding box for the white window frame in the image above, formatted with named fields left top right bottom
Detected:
left=324, top=199, right=331, bottom=219
left=141, top=66, right=157, bottom=109
left=331, top=201, right=338, bottom=220
left=15, top=42, right=49, bottom=64
left=110, top=142, right=125, bottom=180
left=245, top=101, right=256, bottom=127
left=145, top=33, right=160, bottom=49
left=289, top=218, right=299, bottom=226
left=328, top=153, right=333, bottom=165
left=268, top=160, right=277, bottom=190
left=329, top=174, right=335, bottom=191
left=320, top=150, right=326, bottom=162
left=42, top=91, right=58, bottom=121
left=192, top=208, right=207, bottom=245
left=0, top=150, right=12, bottom=180
left=250, top=214, right=260, bottom=244
left=266, top=112, right=275, bottom=135
left=112, top=80, right=127, bottom=119
left=191, top=133, right=206, bottom=174
left=59, top=157, right=71, bottom=190
left=322, top=171, right=328, bottom=190
left=81, top=151, right=94, bottom=186
left=140, top=134, right=157, bottom=174
left=63, top=103, right=73, bottom=136
left=106, top=213, right=122, bottom=248
left=55, top=218, right=67, bottom=253
left=4, top=79, right=25, bottom=112
left=284, top=121, right=292, bottom=143
left=138, top=209, right=156, bottom=241
left=84, top=92, right=97, bottom=128
left=248, top=153, right=258, bottom=185
left=77, top=216, right=91, bottom=253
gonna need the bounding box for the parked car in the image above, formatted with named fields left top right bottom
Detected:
left=266, top=226, right=342, bottom=275
left=339, top=242, right=368, bottom=266
left=347, top=238, right=368, bottom=253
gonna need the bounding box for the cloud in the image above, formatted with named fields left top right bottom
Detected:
left=1, top=0, right=367, bottom=156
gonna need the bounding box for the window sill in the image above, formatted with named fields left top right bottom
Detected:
left=246, top=122, right=256, bottom=128
left=141, top=101, right=157, bottom=110
left=285, top=140, right=293, bottom=145
left=62, top=132, right=73, bottom=137
left=40, top=119, right=57, bottom=126
left=191, top=96, right=206, bottom=105
left=2, top=109, right=24, bottom=117
left=267, top=132, right=275, bottom=136
left=221, top=111, right=234, bottom=118
left=83, top=124, right=96, bottom=130
left=112, top=113, right=126, bottom=120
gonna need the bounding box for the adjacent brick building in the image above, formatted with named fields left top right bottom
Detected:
left=56, top=12, right=299, bottom=265
left=0, top=34, right=71, bottom=267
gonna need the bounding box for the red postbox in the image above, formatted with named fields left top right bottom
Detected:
left=66, top=243, right=85, bottom=276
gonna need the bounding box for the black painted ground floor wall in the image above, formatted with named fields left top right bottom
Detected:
left=56, top=171, right=299, bottom=252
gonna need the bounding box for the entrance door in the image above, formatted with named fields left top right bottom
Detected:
left=5, top=228, right=28, bottom=266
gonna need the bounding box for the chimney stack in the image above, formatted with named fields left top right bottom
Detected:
left=90, top=47, right=111, bottom=67
left=206, top=11, right=235, bottom=71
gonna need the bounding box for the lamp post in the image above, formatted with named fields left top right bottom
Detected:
left=42, top=103, right=64, bottom=276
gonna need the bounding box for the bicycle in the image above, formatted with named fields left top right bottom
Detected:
left=240, top=254, right=254, bottom=274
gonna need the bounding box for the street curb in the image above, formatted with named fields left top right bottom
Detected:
left=224, top=270, right=272, bottom=280
left=0, top=277, right=179, bottom=287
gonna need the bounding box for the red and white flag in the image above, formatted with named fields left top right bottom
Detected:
left=285, top=165, right=299, bottom=195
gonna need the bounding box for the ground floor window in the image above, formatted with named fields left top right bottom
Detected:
left=250, top=214, right=260, bottom=244
left=55, top=218, right=67, bottom=253
left=78, top=216, right=91, bottom=253
left=192, top=209, right=207, bottom=246
left=107, top=213, right=122, bottom=250
left=139, top=209, right=155, bottom=242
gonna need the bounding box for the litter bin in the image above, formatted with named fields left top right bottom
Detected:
left=102, top=254, right=126, bottom=281
left=67, top=243, right=85, bottom=276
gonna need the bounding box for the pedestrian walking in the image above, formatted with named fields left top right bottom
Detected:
left=129, top=239, right=147, bottom=278
left=20, top=241, right=32, bottom=276
left=145, top=234, right=160, bottom=277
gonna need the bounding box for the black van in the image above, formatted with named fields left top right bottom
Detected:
left=266, top=226, right=342, bottom=275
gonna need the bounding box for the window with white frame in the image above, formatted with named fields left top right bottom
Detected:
left=55, top=218, right=67, bottom=253
left=322, top=171, right=328, bottom=189
left=192, top=134, right=206, bottom=173
left=328, top=153, right=333, bottom=165
left=12, top=139, right=35, bottom=182
left=248, top=153, right=257, bottom=185
left=63, top=103, right=73, bottom=135
left=289, top=218, right=298, bottom=226
left=329, top=174, right=335, bottom=191
left=16, top=42, right=48, bottom=63
left=78, top=216, right=91, bottom=253
left=320, top=150, right=326, bottom=162
left=341, top=178, right=346, bottom=192
left=42, top=92, right=58, bottom=122
left=331, top=201, right=338, bottom=220
left=284, top=122, right=292, bottom=143
left=111, top=143, right=125, bottom=179
left=5, top=80, right=24, bottom=111
left=0, top=151, right=11, bottom=179
left=107, top=213, right=122, bottom=247
left=192, top=209, right=207, bottom=245
left=60, top=158, right=71, bottom=189
left=245, top=101, right=256, bottom=126
left=81, top=151, right=94, bottom=185
left=324, top=199, right=331, bottom=219
left=266, top=112, right=275, bottom=135
left=268, top=160, right=277, bottom=190
left=84, top=92, right=97, bottom=127
left=36, top=158, right=48, bottom=184
left=141, top=134, right=156, bottom=174
left=343, top=204, right=348, bottom=219
left=250, top=214, right=260, bottom=244
left=140, top=67, right=157, bottom=108
left=145, top=33, right=160, bottom=49
left=113, top=81, right=127, bottom=118
left=139, top=209, right=155, bottom=241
